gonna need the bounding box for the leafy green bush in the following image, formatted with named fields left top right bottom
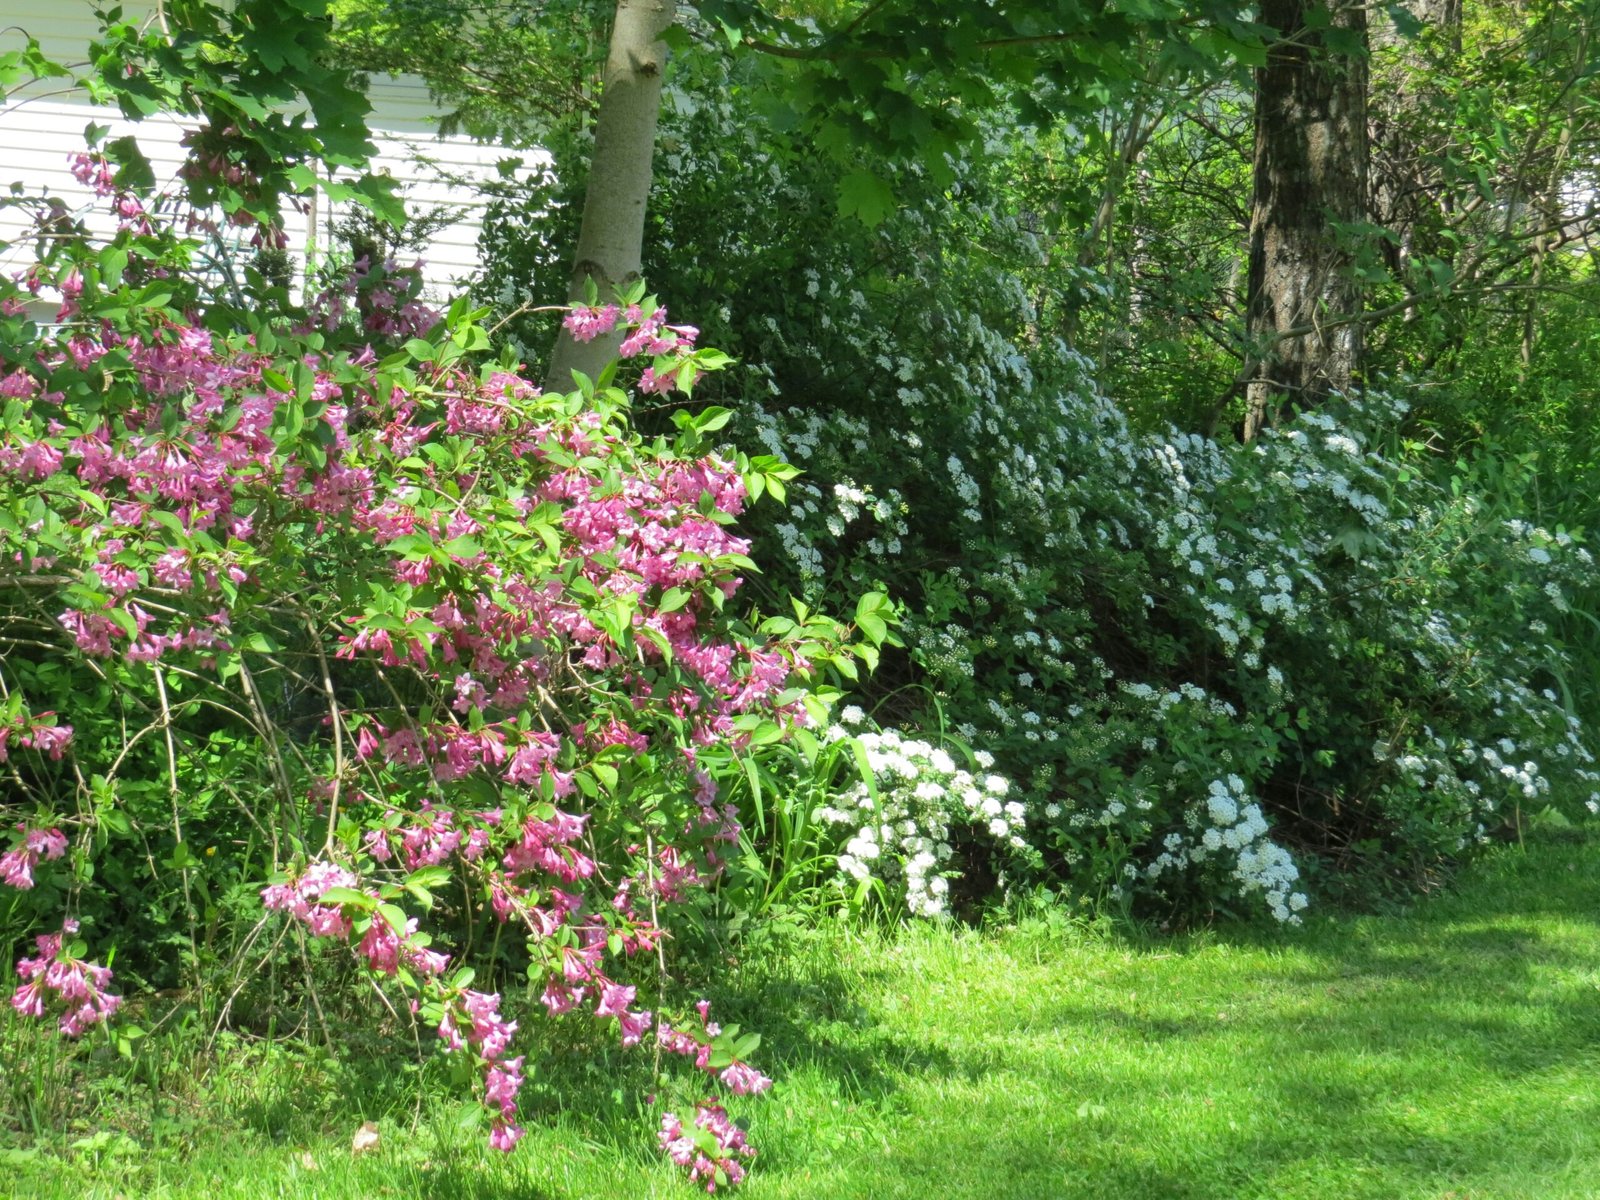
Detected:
left=466, top=48, right=1600, bottom=923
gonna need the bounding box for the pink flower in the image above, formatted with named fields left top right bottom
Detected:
left=488, top=1118, right=524, bottom=1151
left=152, top=547, right=191, bottom=588
left=617, top=1007, right=652, bottom=1047
left=540, top=980, right=582, bottom=1015
left=719, top=1061, right=772, bottom=1096
left=358, top=916, right=404, bottom=975
left=595, top=980, right=635, bottom=1019
left=11, top=980, right=45, bottom=1018
left=0, top=848, right=36, bottom=889
left=562, top=304, right=620, bottom=343
left=25, top=827, right=68, bottom=860
left=303, top=905, right=351, bottom=938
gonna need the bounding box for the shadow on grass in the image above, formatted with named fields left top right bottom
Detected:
left=700, top=833, right=1600, bottom=1200
left=926, top=835, right=1600, bottom=1199
left=9, top=834, right=1600, bottom=1199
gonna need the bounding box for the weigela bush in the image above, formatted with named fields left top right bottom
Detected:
left=0, top=139, right=882, bottom=1181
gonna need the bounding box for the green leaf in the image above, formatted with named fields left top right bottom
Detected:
left=695, top=406, right=733, bottom=434
left=100, top=245, right=128, bottom=287
left=746, top=720, right=785, bottom=747
left=377, top=903, right=410, bottom=937
left=837, top=168, right=896, bottom=227
left=407, top=865, right=452, bottom=889
left=320, top=886, right=373, bottom=909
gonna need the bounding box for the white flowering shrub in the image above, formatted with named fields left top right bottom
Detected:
left=770, top=365, right=1600, bottom=919
left=815, top=709, right=1029, bottom=917
left=472, top=46, right=1600, bottom=922
left=1142, top=776, right=1308, bottom=923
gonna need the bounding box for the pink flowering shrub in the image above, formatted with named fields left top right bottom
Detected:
left=659, top=1102, right=757, bottom=1192
left=9, top=919, right=121, bottom=1037
left=0, top=138, right=883, bottom=1183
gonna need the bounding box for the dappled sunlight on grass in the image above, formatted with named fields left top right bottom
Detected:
left=6, top=834, right=1600, bottom=1199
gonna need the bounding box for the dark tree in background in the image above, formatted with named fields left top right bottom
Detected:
left=1243, top=0, right=1370, bottom=440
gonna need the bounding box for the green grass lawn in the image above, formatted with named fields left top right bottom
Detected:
left=5, top=833, right=1600, bottom=1199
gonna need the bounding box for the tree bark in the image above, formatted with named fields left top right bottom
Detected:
left=546, top=0, right=677, bottom=389
left=1242, top=0, right=1370, bottom=441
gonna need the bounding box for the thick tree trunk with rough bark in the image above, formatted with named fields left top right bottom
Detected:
left=1242, top=0, right=1370, bottom=441
left=547, top=0, right=677, bottom=389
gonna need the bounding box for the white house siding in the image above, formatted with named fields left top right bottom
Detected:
left=0, top=2, right=534, bottom=309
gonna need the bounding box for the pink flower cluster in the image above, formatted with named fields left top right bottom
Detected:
left=0, top=716, right=74, bottom=764
left=0, top=824, right=69, bottom=890
left=561, top=301, right=701, bottom=393
left=563, top=303, right=621, bottom=343
left=533, top=917, right=655, bottom=1050
left=303, top=254, right=440, bottom=340
left=10, top=919, right=121, bottom=1037
left=261, top=861, right=451, bottom=980
left=658, top=1000, right=773, bottom=1097
left=436, top=987, right=524, bottom=1149
left=502, top=807, right=594, bottom=882
left=260, top=860, right=358, bottom=938
left=658, top=1103, right=755, bottom=1193
left=262, top=862, right=533, bottom=1146
left=69, top=152, right=116, bottom=197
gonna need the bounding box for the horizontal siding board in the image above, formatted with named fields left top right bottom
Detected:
left=0, top=1, right=540, bottom=304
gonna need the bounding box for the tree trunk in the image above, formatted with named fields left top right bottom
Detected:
left=1242, top=0, right=1370, bottom=441
left=546, top=0, right=677, bottom=389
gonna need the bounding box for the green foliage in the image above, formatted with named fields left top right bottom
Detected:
left=695, top=0, right=1267, bottom=213
left=465, top=39, right=1600, bottom=923
left=330, top=0, right=602, bottom=143
left=86, top=0, right=403, bottom=226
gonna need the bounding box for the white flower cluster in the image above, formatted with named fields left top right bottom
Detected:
left=816, top=711, right=1025, bottom=917
left=1143, top=776, right=1308, bottom=923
